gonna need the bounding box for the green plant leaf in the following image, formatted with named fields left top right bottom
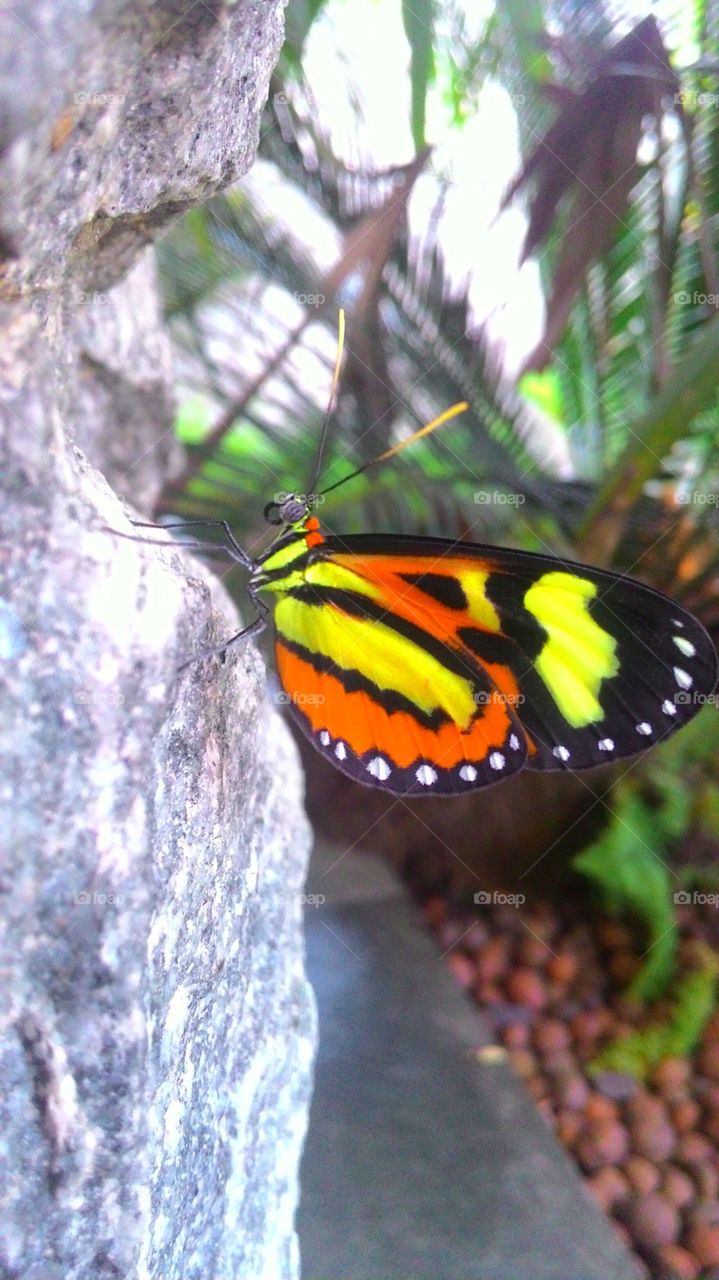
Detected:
left=572, top=793, right=678, bottom=1003
left=402, top=0, right=435, bottom=151
left=589, top=945, right=719, bottom=1080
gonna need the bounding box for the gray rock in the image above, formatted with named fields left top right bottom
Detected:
left=0, top=3, right=317, bottom=1279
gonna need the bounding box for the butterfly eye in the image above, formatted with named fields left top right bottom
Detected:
left=263, top=501, right=284, bottom=526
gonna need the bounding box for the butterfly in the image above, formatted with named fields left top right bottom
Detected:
left=129, top=323, right=718, bottom=797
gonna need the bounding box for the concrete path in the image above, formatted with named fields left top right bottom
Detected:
left=298, top=841, right=640, bottom=1280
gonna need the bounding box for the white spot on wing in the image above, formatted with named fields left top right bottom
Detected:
left=509, top=734, right=521, bottom=751
left=459, top=764, right=477, bottom=782
left=416, top=764, right=437, bottom=787
left=334, top=741, right=347, bottom=761
left=636, top=722, right=652, bottom=736
left=673, top=635, right=695, bottom=657
left=367, top=756, right=391, bottom=781
left=674, top=667, right=692, bottom=689
left=673, top=619, right=684, bottom=629
left=319, top=730, right=331, bottom=747
left=662, top=699, right=677, bottom=716
left=552, top=745, right=570, bottom=762
left=489, top=751, right=505, bottom=771
left=598, top=738, right=614, bottom=752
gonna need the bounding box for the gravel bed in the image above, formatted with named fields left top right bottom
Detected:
left=423, top=895, right=719, bottom=1280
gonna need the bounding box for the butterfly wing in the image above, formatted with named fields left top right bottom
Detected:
left=274, top=534, right=717, bottom=787
left=271, top=556, right=528, bottom=796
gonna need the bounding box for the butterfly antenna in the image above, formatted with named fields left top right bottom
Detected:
left=309, top=308, right=346, bottom=501
left=319, top=400, right=470, bottom=498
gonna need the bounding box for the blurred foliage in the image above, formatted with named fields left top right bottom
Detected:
left=154, top=0, right=719, bottom=996
left=573, top=706, right=719, bottom=999
left=589, top=943, right=718, bottom=1080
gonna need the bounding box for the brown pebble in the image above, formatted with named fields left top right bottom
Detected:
left=694, top=1162, right=719, bottom=1200
left=462, top=921, right=489, bottom=951
left=609, top=951, right=641, bottom=984
left=493, top=905, right=524, bottom=933
left=508, top=1049, right=537, bottom=1080
left=572, top=1009, right=610, bottom=1045
left=536, top=1097, right=554, bottom=1123
left=526, top=1076, right=547, bottom=1101
left=533, top=1018, right=572, bottom=1054
left=685, top=1221, right=719, bottom=1268
left=542, top=1050, right=577, bottom=1077
left=501, top=1022, right=530, bottom=1049
left=697, top=1043, right=719, bottom=1080
left=587, top=1166, right=630, bottom=1211
left=546, top=950, right=579, bottom=985
left=438, top=920, right=469, bottom=952
left=596, top=918, right=635, bottom=951
left=661, top=1165, right=695, bottom=1210
left=476, top=938, right=509, bottom=982
left=551, top=1072, right=590, bottom=1111
left=652, top=1244, right=699, bottom=1280
left=475, top=979, right=503, bottom=1005
left=517, top=935, right=550, bottom=968
left=625, top=1092, right=668, bottom=1125
left=676, top=1132, right=714, bottom=1165
left=624, top=1155, right=660, bottom=1195
left=584, top=1094, right=619, bottom=1126
left=612, top=992, right=642, bottom=1021
left=629, top=1116, right=676, bottom=1162
left=627, top=1192, right=680, bottom=1249
left=424, top=896, right=446, bottom=927
left=692, top=1077, right=719, bottom=1106
left=556, top=1110, right=583, bottom=1148
left=688, top=1201, right=719, bottom=1227
left=611, top=1020, right=635, bottom=1042
left=702, top=1110, right=719, bottom=1144
left=446, top=952, right=475, bottom=987
left=671, top=1098, right=700, bottom=1133
left=522, top=909, right=557, bottom=943
left=704, top=1011, right=719, bottom=1043
left=651, top=1057, right=692, bottom=1098
left=505, top=967, right=547, bottom=1010
left=576, top=1119, right=629, bottom=1170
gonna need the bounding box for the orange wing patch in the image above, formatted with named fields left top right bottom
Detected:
left=275, top=637, right=526, bottom=795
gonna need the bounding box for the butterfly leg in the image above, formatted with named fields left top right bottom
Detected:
left=177, top=601, right=269, bottom=672
left=129, top=518, right=254, bottom=569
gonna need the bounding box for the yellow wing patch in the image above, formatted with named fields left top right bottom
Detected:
left=523, top=572, right=619, bottom=727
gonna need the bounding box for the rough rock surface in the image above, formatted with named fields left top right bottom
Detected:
left=0, top=4, right=317, bottom=1280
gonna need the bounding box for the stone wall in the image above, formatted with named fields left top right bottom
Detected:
left=0, top=5, right=317, bottom=1278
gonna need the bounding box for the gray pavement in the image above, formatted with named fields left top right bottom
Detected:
left=298, top=841, right=640, bottom=1280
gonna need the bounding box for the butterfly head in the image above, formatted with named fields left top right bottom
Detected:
left=263, top=492, right=311, bottom=528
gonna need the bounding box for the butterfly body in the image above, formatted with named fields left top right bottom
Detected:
left=251, top=509, right=718, bottom=797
